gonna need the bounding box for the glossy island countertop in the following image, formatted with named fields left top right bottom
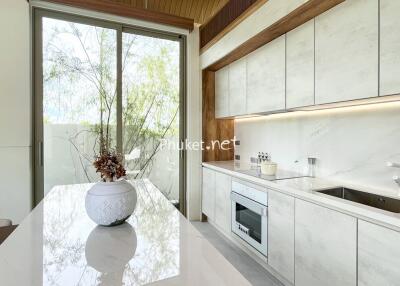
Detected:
left=0, top=179, right=251, bottom=286
left=203, top=161, right=400, bottom=232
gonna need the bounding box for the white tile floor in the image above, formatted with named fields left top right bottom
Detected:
left=191, top=221, right=284, bottom=286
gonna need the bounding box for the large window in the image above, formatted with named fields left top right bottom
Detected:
left=34, top=10, right=186, bottom=213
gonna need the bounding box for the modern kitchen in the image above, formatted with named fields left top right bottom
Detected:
left=1, top=0, right=400, bottom=285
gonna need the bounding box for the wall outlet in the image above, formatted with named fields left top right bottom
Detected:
left=235, top=155, right=241, bottom=160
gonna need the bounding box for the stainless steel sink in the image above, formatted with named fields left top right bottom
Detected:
left=315, top=187, right=400, bottom=213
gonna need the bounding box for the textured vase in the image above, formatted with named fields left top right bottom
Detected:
left=85, top=180, right=137, bottom=226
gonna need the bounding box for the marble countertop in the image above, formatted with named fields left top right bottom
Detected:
left=0, top=179, right=251, bottom=286
left=203, top=161, right=400, bottom=232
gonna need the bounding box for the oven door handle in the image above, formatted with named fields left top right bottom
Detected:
left=231, top=192, right=268, bottom=216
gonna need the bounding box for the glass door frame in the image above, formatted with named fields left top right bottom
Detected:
left=33, top=8, right=187, bottom=215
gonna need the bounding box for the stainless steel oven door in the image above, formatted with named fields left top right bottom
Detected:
left=231, top=192, right=268, bottom=256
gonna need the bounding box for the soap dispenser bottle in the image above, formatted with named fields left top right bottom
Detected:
left=308, top=157, right=317, bottom=178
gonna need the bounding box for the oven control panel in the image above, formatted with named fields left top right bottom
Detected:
left=231, top=179, right=268, bottom=206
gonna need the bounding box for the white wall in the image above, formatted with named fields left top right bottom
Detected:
left=235, top=102, right=400, bottom=197
left=186, top=25, right=202, bottom=220
left=0, top=0, right=32, bottom=223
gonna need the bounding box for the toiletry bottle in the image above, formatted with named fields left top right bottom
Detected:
left=308, top=157, right=317, bottom=178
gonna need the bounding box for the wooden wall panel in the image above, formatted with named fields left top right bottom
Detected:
left=200, top=0, right=260, bottom=49
left=202, top=70, right=234, bottom=162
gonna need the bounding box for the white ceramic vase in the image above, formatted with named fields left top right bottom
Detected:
left=85, top=180, right=137, bottom=226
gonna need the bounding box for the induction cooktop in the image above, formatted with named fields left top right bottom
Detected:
left=237, top=168, right=308, bottom=181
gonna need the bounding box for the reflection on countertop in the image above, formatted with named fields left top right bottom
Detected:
left=0, top=179, right=251, bottom=286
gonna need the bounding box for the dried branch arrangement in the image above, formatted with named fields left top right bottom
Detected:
left=93, top=149, right=126, bottom=183
left=93, top=135, right=126, bottom=182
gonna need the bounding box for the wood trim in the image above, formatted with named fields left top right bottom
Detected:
left=200, top=0, right=268, bottom=54
left=202, top=70, right=234, bottom=162
left=41, top=0, right=195, bottom=31
left=205, top=0, right=344, bottom=71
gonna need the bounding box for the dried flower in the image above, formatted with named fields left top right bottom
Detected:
left=93, top=149, right=126, bottom=182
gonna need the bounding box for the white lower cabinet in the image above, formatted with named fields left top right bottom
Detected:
left=202, top=168, right=231, bottom=233
left=268, top=191, right=295, bottom=284
left=214, top=172, right=231, bottom=233
left=295, top=199, right=357, bottom=286
left=202, top=168, right=400, bottom=286
left=202, top=168, right=216, bottom=220
left=358, top=220, right=400, bottom=286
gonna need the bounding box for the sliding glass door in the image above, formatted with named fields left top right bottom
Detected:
left=34, top=10, right=186, bottom=214
left=122, top=30, right=182, bottom=205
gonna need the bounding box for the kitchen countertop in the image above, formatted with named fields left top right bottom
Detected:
left=203, top=161, right=400, bottom=232
left=0, top=179, right=251, bottom=286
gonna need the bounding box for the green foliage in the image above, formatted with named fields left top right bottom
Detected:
left=43, top=19, right=180, bottom=187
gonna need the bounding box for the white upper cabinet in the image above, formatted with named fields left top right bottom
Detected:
left=215, top=66, right=229, bottom=118
left=295, top=199, right=357, bottom=286
left=246, top=35, right=286, bottom=113
left=268, top=191, right=295, bottom=284
left=286, top=19, right=315, bottom=109
left=202, top=168, right=216, bottom=220
left=315, top=0, right=378, bottom=104
left=358, top=220, right=400, bottom=286
left=229, top=58, right=247, bottom=116
left=380, top=0, right=400, bottom=96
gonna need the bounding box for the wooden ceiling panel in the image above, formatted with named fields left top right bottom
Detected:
left=174, top=0, right=184, bottom=15
left=106, top=0, right=229, bottom=24
left=204, top=0, right=217, bottom=23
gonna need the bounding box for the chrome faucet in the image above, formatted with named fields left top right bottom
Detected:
left=387, top=162, right=400, bottom=187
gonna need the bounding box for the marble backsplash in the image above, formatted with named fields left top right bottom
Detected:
left=234, top=102, right=400, bottom=196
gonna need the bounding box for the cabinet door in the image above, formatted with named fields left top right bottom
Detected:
left=315, top=0, right=378, bottom=104
left=229, top=58, right=247, bottom=116
left=246, top=35, right=285, bottom=114
left=380, top=0, right=400, bottom=96
left=268, top=191, right=294, bottom=283
left=358, top=220, right=400, bottom=286
left=295, top=199, right=357, bottom=286
left=215, top=66, right=229, bottom=118
left=202, top=168, right=215, bottom=220
left=286, top=20, right=314, bottom=109
left=214, top=172, right=231, bottom=233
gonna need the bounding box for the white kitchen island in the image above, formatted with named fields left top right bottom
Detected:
left=0, top=179, right=250, bottom=286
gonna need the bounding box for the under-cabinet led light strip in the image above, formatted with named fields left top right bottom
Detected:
left=234, top=95, right=400, bottom=122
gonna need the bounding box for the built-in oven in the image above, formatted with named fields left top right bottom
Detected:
left=231, top=180, right=268, bottom=257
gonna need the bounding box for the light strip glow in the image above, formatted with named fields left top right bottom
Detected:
left=234, top=97, right=400, bottom=122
